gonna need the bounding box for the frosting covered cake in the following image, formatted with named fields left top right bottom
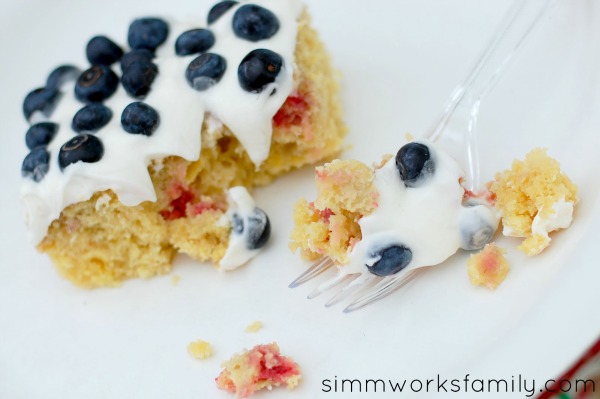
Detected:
left=20, top=0, right=345, bottom=287
left=290, top=140, right=499, bottom=277
left=216, top=343, right=301, bottom=397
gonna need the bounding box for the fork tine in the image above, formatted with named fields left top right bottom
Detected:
left=343, top=269, right=419, bottom=313
left=307, top=272, right=360, bottom=299
left=325, top=274, right=379, bottom=307
left=289, top=257, right=335, bottom=288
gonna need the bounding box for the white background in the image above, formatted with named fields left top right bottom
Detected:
left=1, top=0, right=599, bottom=398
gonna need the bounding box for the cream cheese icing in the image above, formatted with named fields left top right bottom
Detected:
left=341, top=140, right=499, bottom=276
left=21, top=0, right=302, bottom=246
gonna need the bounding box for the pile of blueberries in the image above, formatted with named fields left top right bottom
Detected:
left=22, top=0, right=287, bottom=183
left=22, top=17, right=170, bottom=182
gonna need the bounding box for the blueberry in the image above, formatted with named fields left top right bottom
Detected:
left=395, top=142, right=435, bottom=187
left=175, top=29, right=215, bottom=56
left=128, top=18, right=169, bottom=51
left=246, top=208, right=271, bottom=250
left=58, top=134, right=104, bottom=171
left=22, top=147, right=50, bottom=182
left=207, top=1, right=238, bottom=24
left=185, top=53, right=226, bottom=91
left=72, top=103, right=113, bottom=133
left=367, top=245, right=413, bottom=277
left=120, top=49, right=154, bottom=70
left=231, top=212, right=244, bottom=234
left=23, top=87, right=61, bottom=121
left=121, top=102, right=160, bottom=136
left=232, top=4, right=280, bottom=42
left=238, top=49, right=283, bottom=93
left=46, top=65, right=81, bottom=91
left=74, top=65, right=119, bottom=103
left=25, top=122, right=59, bottom=150
left=121, top=61, right=158, bottom=98
left=86, top=35, right=124, bottom=65
left=459, top=208, right=496, bottom=250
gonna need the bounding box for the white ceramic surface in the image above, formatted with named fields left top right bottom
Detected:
left=1, top=1, right=599, bottom=398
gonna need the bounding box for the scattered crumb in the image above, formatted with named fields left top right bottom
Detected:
left=171, top=275, right=181, bottom=285
left=245, top=321, right=264, bottom=333
left=405, top=132, right=415, bottom=142
left=467, top=243, right=510, bottom=290
left=491, top=148, right=578, bottom=255
left=188, top=340, right=213, bottom=360
left=216, top=343, right=301, bottom=398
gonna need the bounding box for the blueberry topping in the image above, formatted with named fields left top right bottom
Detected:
left=72, top=103, right=113, bottom=133
left=459, top=208, right=496, bottom=250
left=58, top=134, right=104, bottom=171
left=23, top=87, right=61, bottom=121
left=86, top=35, right=124, bottom=66
left=238, top=49, right=282, bottom=93
left=231, top=212, right=244, bottom=234
left=128, top=18, right=169, bottom=51
left=232, top=4, right=280, bottom=42
left=208, top=1, right=238, bottom=24
left=25, top=122, right=59, bottom=150
left=22, top=147, right=50, bottom=182
left=46, top=65, right=81, bottom=91
left=175, top=29, right=215, bottom=56
left=120, top=49, right=154, bottom=70
left=121, top=61, right=158, bottom=98
left=367, top=245, right=413, bottom=277
left=74, top=65, right=119, bottom=103
left=185, top=53, right=226, bottom=91
left=121, top=102, right=160, bottom=136
left=246, top=208, right=271, bottom=250
left=395, top=142, right=435, bottom=187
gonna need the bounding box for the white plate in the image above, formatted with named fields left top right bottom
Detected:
left=1, top=1, right=599, bottom=398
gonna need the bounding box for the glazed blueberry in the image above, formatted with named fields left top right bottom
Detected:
left=23, top=87, right=61, bottom=121
left=231, top=213, right=244, bottom=234
left=120, top=49, right=154, bottom=70
left=367, top=245, right=412, bottom=277
left=121, top=102, right=160, bottom=136
left=71, top=103, right=113, bottom=133
left=128, top=18, right=169, bottom=52
left=459, top=208, right=496, bottom=250
left=74, top=65, right=119, bottom=103
left=246, top=208, right=271, bottom=250
left=22, top=147, right=50, bottom=182
left=86, top=35, right=124, bottom=65
left=238, top=49, right=282, bottom=93
left=208, top=0, right=238, bottom=24
left=25, top=122, right=59, bottom=150
left=175, top=29, right=215, bottom=56
left=58, top=134, right=104, bottom=171
left=232, top=4, right=280, bottom=42
left=46, top=65, right=81, bottom=91
left=121, top=61, right=158, bottom=98
left=395, top=142, right=434, bottom=187
left=185, top=53, right=226, bottom=91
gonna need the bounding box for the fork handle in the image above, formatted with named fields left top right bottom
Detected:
left=426, top=0, right=555, bottom=191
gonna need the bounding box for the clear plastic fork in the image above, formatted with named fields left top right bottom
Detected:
left=290, top=0, right=555, bottom=312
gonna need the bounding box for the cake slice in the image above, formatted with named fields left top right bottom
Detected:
left=20, top=0, right=345, bottom=287
left=216, top=343, right=301, bottom=398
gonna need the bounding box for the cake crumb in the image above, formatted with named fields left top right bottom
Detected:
left=491, top=148, right=577, bottom=255
left=171, top=275, right=181, bottom=285
left=405, top=132, right=415, bottom=142
left=467, top=243, right=510, bottom=290
left=216, top=343, right=301, bottom=398
left=188, top=340, right=213, bottom=360
left=245, top=321, right=264, bottom=333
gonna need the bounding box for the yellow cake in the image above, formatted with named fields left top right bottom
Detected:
left=467, top=243, right=510, bottom=289
left=21, top=3, right=346, bottom=288
left=491, top=148, right=578, bottom=255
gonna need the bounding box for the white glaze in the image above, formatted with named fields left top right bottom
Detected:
left=341, top=140, right=499, bottom=276
left=220, top=186, right=263, bottom=270
left=530, top=198, right=574, bottom=245
left=21, top=0, right=302, bottom=246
